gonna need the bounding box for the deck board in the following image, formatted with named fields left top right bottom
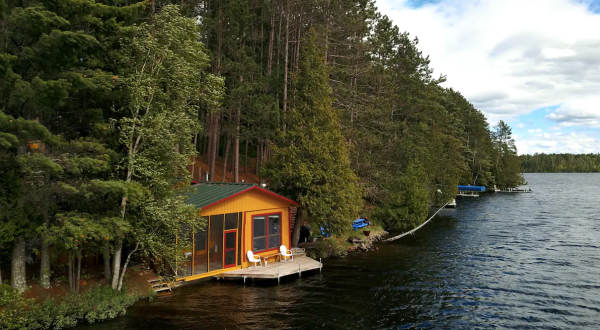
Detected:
left=217, top=256, right=322, bottom=279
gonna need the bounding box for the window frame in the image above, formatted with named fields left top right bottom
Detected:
left=251, top=212, right=283, bottom=253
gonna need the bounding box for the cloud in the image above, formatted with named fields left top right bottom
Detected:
left=528, top=128, right=543, bottom=133
left=376, top=0, right=600, bottom=152
left=375, top=0, right=600, bottom=117
left=515, top=132, right=600, bottom=154
left=517, top=123, right=525, bottom=129
left=546, top=97, right=600, bottom=128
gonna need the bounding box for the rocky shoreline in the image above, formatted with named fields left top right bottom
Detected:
left=346, top=230, right=389, bottom=253
left=301, top=229, right=389, bottom=259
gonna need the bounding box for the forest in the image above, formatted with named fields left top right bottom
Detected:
left=520, top=153, right=600, bottom=173
left=0, top=0, right=522, bottom=323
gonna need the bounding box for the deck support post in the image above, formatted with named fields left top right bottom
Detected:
left=319, top=258, right=322, bottom=272
left=243, top=275, right=246, bottom=285
left=277, top=267, right=280, bottom=284
left=298, top=262, right=301, bottom=278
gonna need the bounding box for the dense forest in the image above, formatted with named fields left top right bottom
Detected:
left=520, top=153, right=600, bottom=173
left=0, top=0, right=522, bottom=307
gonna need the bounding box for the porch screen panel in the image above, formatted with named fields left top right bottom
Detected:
left=225, top=213, right=238, bottom=230
left=209, top=215, right=224, bottom=271
left=193, top=228, right=207, bottom=275
left=237, top=212, right=242, bottom=265
left=268, top=214, right=281, bottom=249
left=253, top=216, right=267, bottom=251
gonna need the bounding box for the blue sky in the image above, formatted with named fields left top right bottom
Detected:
left=376, top=0, right=600, bottom=154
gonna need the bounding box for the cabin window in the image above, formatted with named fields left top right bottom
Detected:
left=252, top=213, right=281, bottom=252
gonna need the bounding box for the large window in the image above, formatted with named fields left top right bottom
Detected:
left=252, top=213, right=282, bottom=252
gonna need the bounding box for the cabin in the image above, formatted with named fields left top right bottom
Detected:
left=175, top=182, right=301, bottom=282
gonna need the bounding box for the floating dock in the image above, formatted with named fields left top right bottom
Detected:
left=216, top=255, right=322, bottom=283
left=494, top=188, right=532, bottom=193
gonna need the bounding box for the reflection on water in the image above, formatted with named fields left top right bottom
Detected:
left=78, top=174, right=600, bottom=329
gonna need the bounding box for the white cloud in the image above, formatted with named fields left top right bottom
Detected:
left=376, top=0, right=600, bottom=120
left=517, top=123, right=525, bottom=129
left=515, top=132, right=600, bottom=154
left=376, top=0, right=600, bottom=153
left=546, top=97, right=600, bottom=128
left=528, top=128, right=543, bottom=133
left=540, top=47, right=577, bottom=59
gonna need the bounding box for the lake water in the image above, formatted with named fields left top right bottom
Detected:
left=78, top=173, right=600, bottom=329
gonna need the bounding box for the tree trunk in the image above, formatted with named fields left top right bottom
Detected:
left=267, top=0, right=275, bottom=76
left=117, top=243, right=139, bottom=291
left=244, top=138, right=248, bottom=173
left=68, top=253, right=74, bottom=292
left=291, top=207, right=304, bottom=248
left=103, top=244, right=112, bottom=283
left=282, top=2, right=290, bottom=131
left=221, top=133, right=231, bottom=182
left=233, top=85, right=241, bottom=182
left=209, top=115, right=219, bottom=181
left=324, top=0, right=331, bottom=63
left=111, top=241, right=122, bottom=289
left=40, top=234, right=50, bottom=289
left=295, top=12, right=302, bottom=72
left=40, top=218, right=50, bottom=289
left=76, top=255, right=82, bottom=293
left=255, top=143, right=260, bottom=175
left=11, top=235, right=26, bottom=292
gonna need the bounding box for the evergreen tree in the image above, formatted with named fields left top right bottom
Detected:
left=263, top=29, right=362, bottom=246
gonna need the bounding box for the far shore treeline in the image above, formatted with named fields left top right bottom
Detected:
left=0, top=0, right=522, bottom=323
left=520, top=153, right=600, bottom=173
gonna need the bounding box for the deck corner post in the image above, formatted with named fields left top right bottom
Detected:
left=278, top=267, right=280, bottom=284
left=298, top=262, right=301, bottom=278
left=319, top=258, right=322, bottom=272
left=243, top=275, right=246, bottom=285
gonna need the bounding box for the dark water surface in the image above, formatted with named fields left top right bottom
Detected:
left=78, top=174, right=600, bottom=329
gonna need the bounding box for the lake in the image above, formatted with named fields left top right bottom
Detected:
left=77, top=173, right=600, bottom=329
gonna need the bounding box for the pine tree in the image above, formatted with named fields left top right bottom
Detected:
left=263, top=28, right=362, bottom=246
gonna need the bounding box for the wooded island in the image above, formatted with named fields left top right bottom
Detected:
left=0, top=1, right=522, bottom=328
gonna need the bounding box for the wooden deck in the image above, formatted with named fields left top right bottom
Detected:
left=217, top=255, right=322, bottom=281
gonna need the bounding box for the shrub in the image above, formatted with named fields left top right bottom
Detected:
left=0, top=287, right=138, bottom=330
left=308, top=237, right=350, bottom=259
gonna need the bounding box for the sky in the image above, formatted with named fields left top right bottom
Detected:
left=375, top=0, right=600, bottom=155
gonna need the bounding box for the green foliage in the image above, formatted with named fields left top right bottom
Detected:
left=0, top=287, right=138, bottom=330
left=263, top=29, right=363, bottom=234
left=520, top=153, right=600, bottom=173
left=308, top=238, right=350, bottom=259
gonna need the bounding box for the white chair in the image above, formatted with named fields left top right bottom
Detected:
left=247, top=250, right=262, bottom=268
left=279, top=245, right=293, bottom=262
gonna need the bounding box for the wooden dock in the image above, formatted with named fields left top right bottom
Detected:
left=217, top=255, right=322, bottom=282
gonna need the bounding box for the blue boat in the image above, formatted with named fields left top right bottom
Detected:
left=457, top=185, right=485, bottom=197
left=457, top=185, right=486, bottom=192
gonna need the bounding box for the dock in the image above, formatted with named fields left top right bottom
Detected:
left=494, top=188, right=532, bottom=193
left=217, top=255, right=322, bottom=283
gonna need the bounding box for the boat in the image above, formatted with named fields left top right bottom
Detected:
left=445, top=198, right=457, bottom=208
left=457, top=185, right=486, bottom=197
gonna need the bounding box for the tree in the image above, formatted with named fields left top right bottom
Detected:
left=263, top=28, right=362, bottom=246
left=110, top=5, right=222, bottom=290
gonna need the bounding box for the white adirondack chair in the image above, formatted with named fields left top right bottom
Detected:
left=279, top=245, right=293, bottom=262
left=247, top=250, right=262, bottom=268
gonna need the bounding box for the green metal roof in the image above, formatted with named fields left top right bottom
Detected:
left=186, top=182, right=256, bottom=209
